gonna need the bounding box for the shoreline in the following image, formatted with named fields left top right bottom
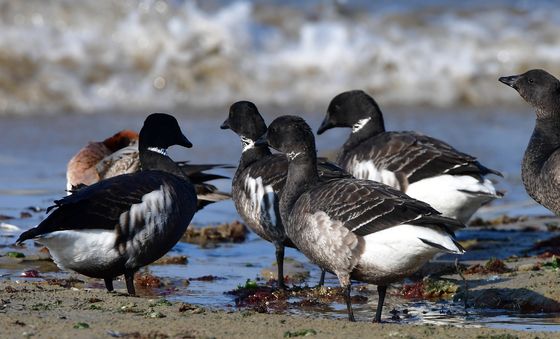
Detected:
left=0, top=280, right=553, bottom=339
left=3, top=215, right=560, bottom=336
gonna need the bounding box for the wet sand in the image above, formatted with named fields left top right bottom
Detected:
left=0, top=280, right=552, bottom=339
left=3, top=215, right=560, bottom=336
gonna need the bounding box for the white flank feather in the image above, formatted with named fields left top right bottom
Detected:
left=406, top=174, right=499, bottom=223
left=244, top=175, right=276, bottom=225
left=359, top=224, right=462, bottom=276
left=351, top=160, right=400, bottom=190
left=36, top=230, right=119, bottom=272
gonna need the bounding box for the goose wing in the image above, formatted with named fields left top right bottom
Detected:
left=303, top=178, right=464, bottom=237
left=17, top=171, right=186, bottom=243
left=243, top=154, right=288, bottom=192
left=342, top=131, right=501, bottom=186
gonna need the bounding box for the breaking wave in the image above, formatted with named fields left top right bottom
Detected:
left=0, top=0, right=559, bottom=114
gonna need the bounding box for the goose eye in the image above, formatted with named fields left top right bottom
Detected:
left=528, top=78, right=534, bottom=84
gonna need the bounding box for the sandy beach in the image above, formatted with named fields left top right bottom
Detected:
left=3, top=219, right=560, bottom=338
left=1, top=278, right=555, bottom=339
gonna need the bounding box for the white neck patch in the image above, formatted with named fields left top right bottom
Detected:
left=286, top=151, right=302, bottom=160
left=147, top=147, right=168, bottom=156
left=240, top=136, right=255, bottom=152
left=352, top=117, right=371, bottom=133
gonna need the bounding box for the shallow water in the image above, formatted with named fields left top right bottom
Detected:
left=0, top=106, right=559, bottom=331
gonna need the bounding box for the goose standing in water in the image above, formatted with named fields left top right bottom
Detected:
left=258, top=115, right=465, bottom=322
left=221, top=101, right=350, bottom=288
left=17, top=113, right=198, bottom=295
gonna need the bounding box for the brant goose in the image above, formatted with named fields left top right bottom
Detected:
left=258, top=115, right=465, bottom=322
left=221, top=101, right=350, bottom=288
left=67, top=130, right=230, bottom=210
left=317, top=90, right=502, bottom=223
left=499, top=69, right=560, bottom=215
left=17, top=113, right=198, bottom=295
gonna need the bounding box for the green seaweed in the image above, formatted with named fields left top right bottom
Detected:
left=237, top=279, right=258, bottom=290
left=284, top=329, right=317, bottom=337
left=6, top=251, right=25, bottom=258
left=542, top=256, right=560, bottom=270
left=149, top=298, right=172, bottom=307
left=476, top=334, right=518, bottom=339
left=73, top=322, right=90, bottom=329
left=31, top=303, right=50, bottom=311
left=145, top=310, right=166, bottom=318
left=424, top=279, right=459, bottom=298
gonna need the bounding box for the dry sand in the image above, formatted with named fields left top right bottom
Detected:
left=0, top=279, right=555, bottom=339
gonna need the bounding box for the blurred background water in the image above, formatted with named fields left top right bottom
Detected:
left=0, top=0, right=559, bottom=114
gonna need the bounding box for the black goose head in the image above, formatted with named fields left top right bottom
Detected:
left=317, top=90, right=385, bottom=135
left=258, top=115, right=316, bottom=160
left=220, top=101, right=268, bottom=142
left=499, top=69, right=560, bottom=118
left=139, top=113, right=192, bottom=151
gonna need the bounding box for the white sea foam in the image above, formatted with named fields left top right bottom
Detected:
left=0, top=0, right=559, bottom=114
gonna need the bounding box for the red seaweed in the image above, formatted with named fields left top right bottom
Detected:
left=21, top=269, right=41, bottom=278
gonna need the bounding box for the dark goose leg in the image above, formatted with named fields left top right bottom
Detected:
left=374, top=285, right=387, bottom=323
left=318, top=269, right=326, bottom=287
left=124, top=270, right=136, bottom=295
left=104, top=278, right=114, bottom=292
left=340, top=275, right=355, bottom=322
left=275, top=242, right=287, bottom=289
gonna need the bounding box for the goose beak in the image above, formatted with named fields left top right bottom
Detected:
left=317, top=115, right=333, bottom=135
left=178, top=133, right=193, bottom=148
left=499, top=75, right=521, bottom=89
left=220, top=119, right=230, bottom=130
left=254, top=132, right=269, bottom=147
